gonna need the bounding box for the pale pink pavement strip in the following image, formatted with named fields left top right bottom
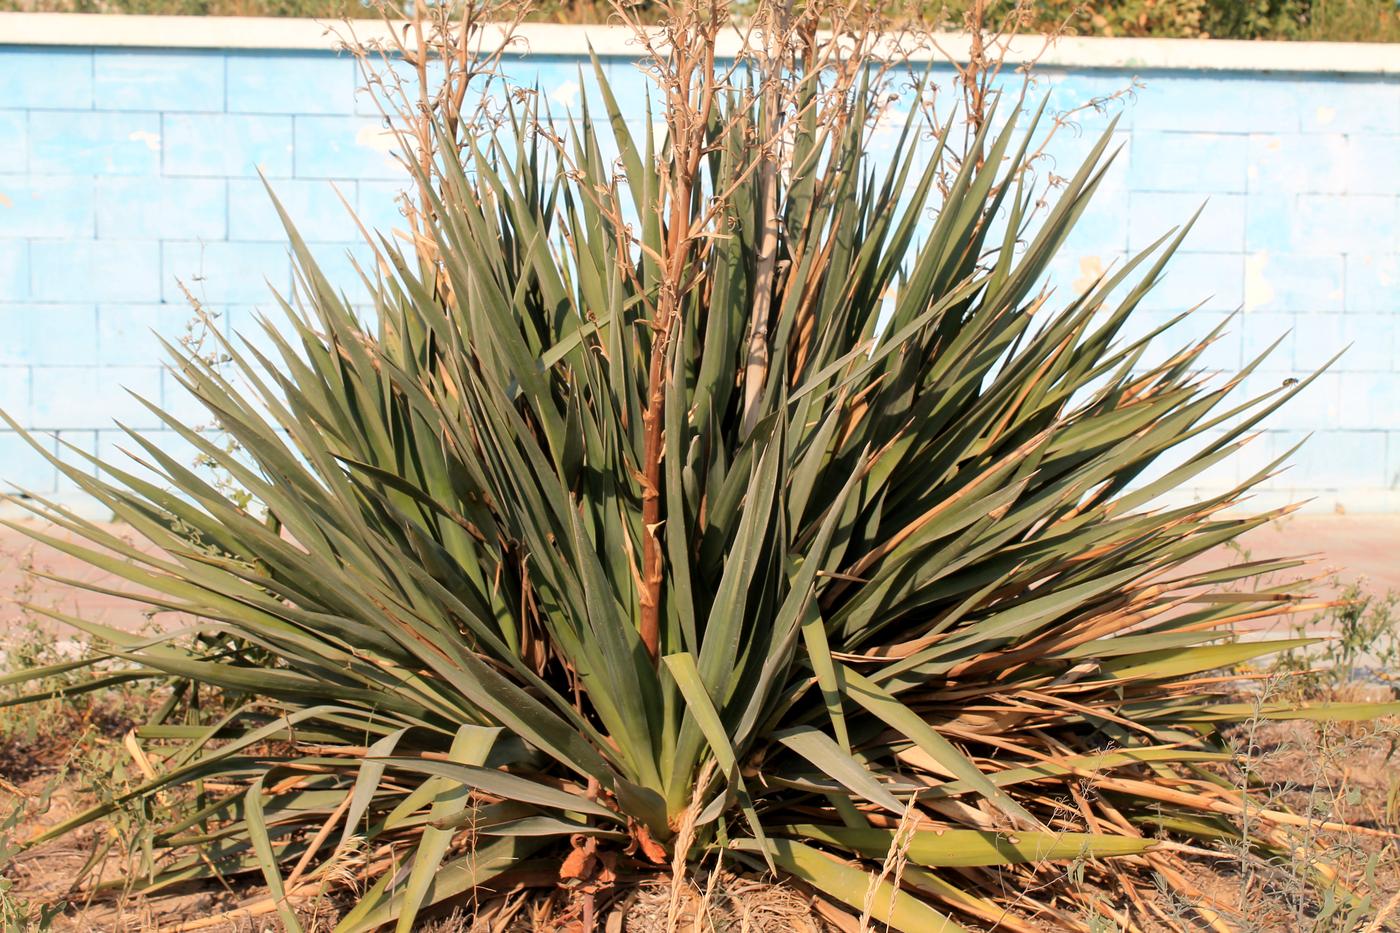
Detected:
left=0, top=515, right=1396, bottom=637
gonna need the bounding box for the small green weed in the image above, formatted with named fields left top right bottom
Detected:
left=0, top=566, right=173, bottom=921
left=0, top=776, right=67, bottom=933
left=1274, top=582, right=1400, bottom=697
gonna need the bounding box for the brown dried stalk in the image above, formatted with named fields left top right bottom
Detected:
left=624, top=0, right=727, bottom=663
left=738, top=0, right=792, bottom=440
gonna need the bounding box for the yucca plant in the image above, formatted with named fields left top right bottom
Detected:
left=3, top=3, right=1396, bottom=930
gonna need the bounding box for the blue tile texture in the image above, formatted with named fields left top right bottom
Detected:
left=0, top=431, right=58, bottom=493
left=228, top=177, right=355, bottom=241
left=30, top=240, right=161, bottom=302
left=97, top=176, right=228, bottom=240
left=163, top=113, right=295, bottom=177
left=0, top=241, right=29, bottom=300
left=1244, top=251, right=1345, bottom=313
left=1130, top=132, right=1248, bottom=193
left=0, top=112, right=28, bottom=174
left=227, top=52, right=358, bottom=115
left=293, top=116, right=404, bottom=179
left=0, top=45, right=1396, bottom=509
left=0, top=49, right=94, bottom=110
left=28, top=111, right=162, bottom=175
left=0, top=304, right=99, bottom=366
left=94, top=49, right=226, bottom=113
left=162, top=240, right=292, bottom=304
left=0, top=367, right=31, bottom=424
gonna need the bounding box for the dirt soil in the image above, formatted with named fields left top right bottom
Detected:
left=1, top=516, right=1398, bottom=931
left=2, top=692, right=1397, bottom=931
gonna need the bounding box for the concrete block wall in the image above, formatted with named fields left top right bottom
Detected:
left=1037, top=70, right=1400, bottom=510
left=0, top=20, right=1397, bottom=512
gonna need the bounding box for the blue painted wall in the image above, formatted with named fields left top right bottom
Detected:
left=0, top=44, right=1397, bottom=512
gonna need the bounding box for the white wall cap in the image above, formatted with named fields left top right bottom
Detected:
left=2, top=13, right=1398, bottom=75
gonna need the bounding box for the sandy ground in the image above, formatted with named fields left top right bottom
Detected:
left=0, top=513, right=1396, bottom=636
left=1, top=515, right=1397, bottom=930
left=1204, top=512, right=1400, bottom=597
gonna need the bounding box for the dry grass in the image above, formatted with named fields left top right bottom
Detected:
left=1137, top=712, right=1400, bottom=932
left=3, top=521, right=1399, bottom=932
left=5, top=675, right=1397, bottom=931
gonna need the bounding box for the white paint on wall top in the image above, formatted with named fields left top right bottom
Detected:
left=1, top=12, right=1399, bottom=76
